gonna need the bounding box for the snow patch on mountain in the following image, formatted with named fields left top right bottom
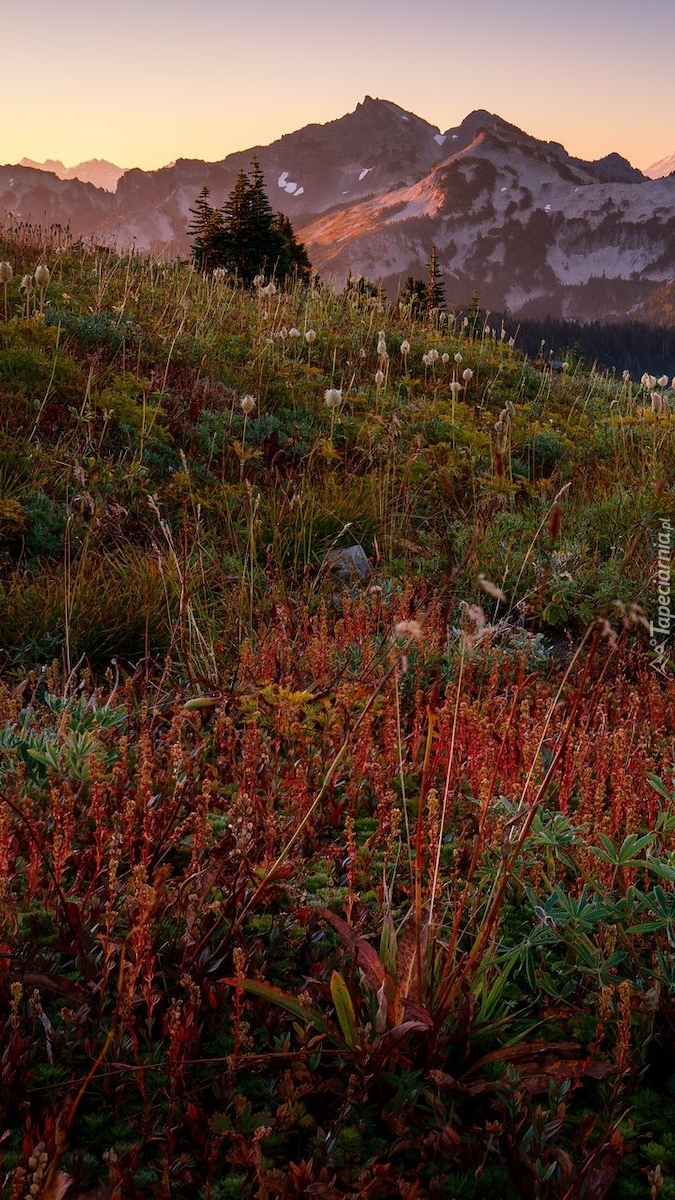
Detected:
left=278, top=170, right=302, bottom=194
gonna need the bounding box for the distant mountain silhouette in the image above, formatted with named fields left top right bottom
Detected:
left=18, top=157, right=127, bottom=192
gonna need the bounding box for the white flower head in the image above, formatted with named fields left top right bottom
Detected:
left=400, top=339, right=410, bottom=355
left=20, top=274, right=33, bottom=291
left=377, top=337, right=387, bottom=358
left=658, top=374, right=669, bottom=388
left=324, top=388, right=342, bottom=409
left=288, top=327, right=301, bottom=338
left=449, top=380, right=462, bottom=396
left=462, top=368, right=474, bottom=382
left=442, top=352, right=449, bottom=365
left=0, top=262, right=12, bottom=283
left=454, top=352, right=463, bottom=363
left=305, top=328, right=316, bottom=343
left=428, top=348, right=439, bottom=362
left=394, top=619, right=423, bottom=643
left=375, top=369, right=385, bottom=387
left=34, top=264, right=50, bottom=287
left=240, top=395, right=256, bottom=415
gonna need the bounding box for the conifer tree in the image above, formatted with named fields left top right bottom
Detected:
left=272, top=212, right=311, bottom=283
left=221, top=169, right=256, bottom=282
left=188, top=161, right=311, bottom=285
left=248, top=157, right=282, bottom=277
left=187, top=187, right=225, bottom=274
left=425, top=245, right=446, bottom=315
left=399, top=275, right=427, bottom=318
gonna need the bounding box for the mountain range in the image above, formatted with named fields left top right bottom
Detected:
left=17, top=157, right=128, bottom=192
left=3, top=98, right=675, bottom=322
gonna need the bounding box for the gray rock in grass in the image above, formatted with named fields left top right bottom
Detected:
left=324, top=543, right=371, bottom=582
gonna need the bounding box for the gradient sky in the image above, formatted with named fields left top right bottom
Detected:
left=4, top=0, right=674, bottom=173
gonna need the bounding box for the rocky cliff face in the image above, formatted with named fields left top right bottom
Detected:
left=3, top=99, right=675, bottom=321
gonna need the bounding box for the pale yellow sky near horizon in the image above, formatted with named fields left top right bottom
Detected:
left=3, top=0, right=673, bottom=172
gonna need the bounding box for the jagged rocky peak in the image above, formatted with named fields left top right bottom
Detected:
left=356, top=95, right=439, bottom=130
left=587, top=152, right=644, bottom=184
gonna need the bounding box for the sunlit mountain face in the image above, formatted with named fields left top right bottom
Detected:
left=3, top=98, right=675, bottom=321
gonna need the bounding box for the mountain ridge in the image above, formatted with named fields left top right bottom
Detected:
left=17, top=156, right=128, bottom=192
left=3, top=98, right=675, bottom=322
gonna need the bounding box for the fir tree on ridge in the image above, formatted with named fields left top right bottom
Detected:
left=426, top=244, right=446, bottom=315
left=188, top=160, right=311, bottom=286
left=187, top=187, right=226, bottom=275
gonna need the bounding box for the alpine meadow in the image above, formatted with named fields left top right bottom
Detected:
left=1, top=132, right=675, bottom=1200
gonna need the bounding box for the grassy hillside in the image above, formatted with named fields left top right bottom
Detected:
left=1, top=219, right=675, bottom=1200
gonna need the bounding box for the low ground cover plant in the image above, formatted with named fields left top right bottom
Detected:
left=0, top=218, right=674, bottom=1198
